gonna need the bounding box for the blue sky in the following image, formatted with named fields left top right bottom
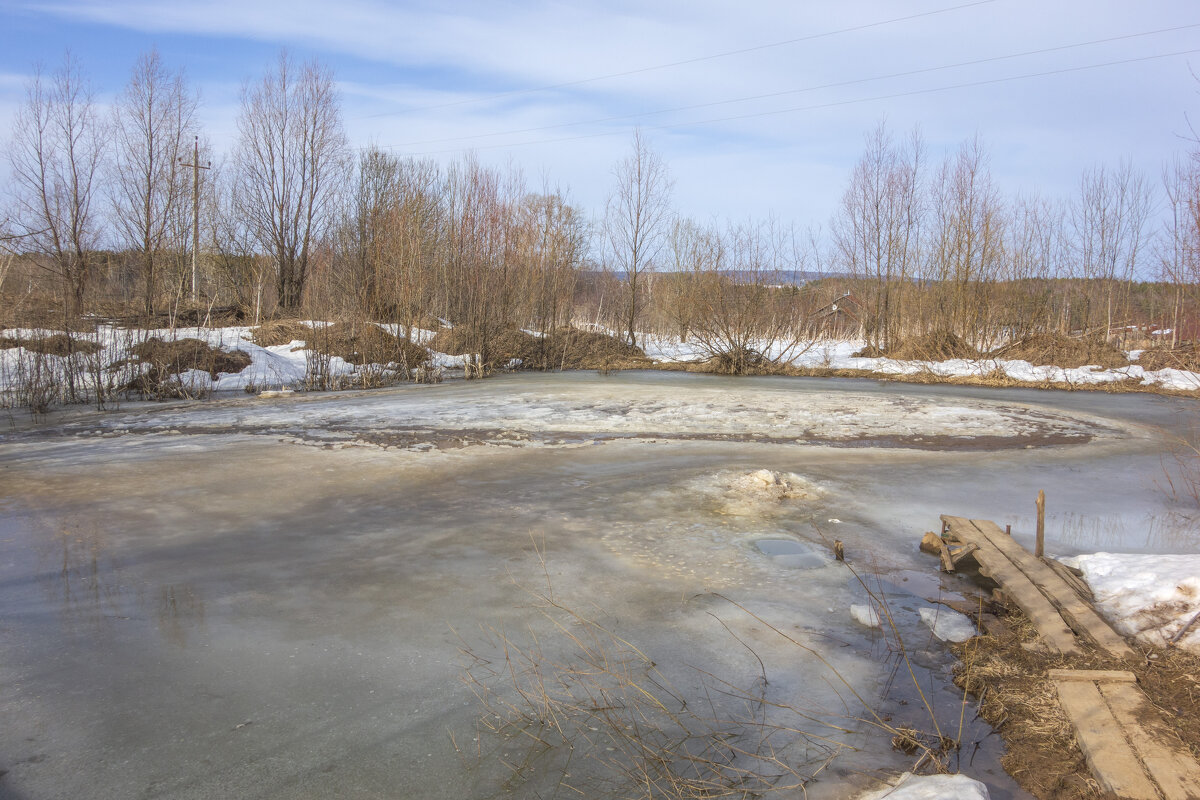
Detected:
left=1, top=0, right=1198, bottom=233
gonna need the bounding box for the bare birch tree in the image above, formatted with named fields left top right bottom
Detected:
left=1070, top=161, right=1153, bottom=341
left=234, top=52, right=349, bottom=312
left=604, top=130, right=673, bottom=347
left=927, top=136, right=1004, bottom=345
left=832, top=123, right=923, bottom=351
left=1159, top=157, right=1200, bottom=348
left=110, top=49, right=200, bottom=316
left=7, top=53, right=105, bottom=318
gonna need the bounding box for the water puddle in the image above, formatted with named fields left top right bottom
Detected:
left=755, top=537, right=831, bottom=569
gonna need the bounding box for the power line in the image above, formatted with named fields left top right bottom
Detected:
left=362, top=0, right=998, bottom=118
left=376, top=21, right=1200, bottom=150
left=391, top=47, right=1200, bottom=157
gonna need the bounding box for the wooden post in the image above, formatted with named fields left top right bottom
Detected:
left=1036, top=490, right=1046, bottom=558
left=1005, top=524, right=1011, bottom=536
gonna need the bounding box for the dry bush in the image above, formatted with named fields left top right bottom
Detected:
left=705, top=347, right=767, bottom=375
left=1135, top=345, right=1200, bottom=373
left=118, top=338, right=250, bottom=400
left=305, top=322, right=429, bottom=368
left=852, top=344, right=886, bottom=358
left=0, top=333, right=103, bottom=356
left=885, top=330, right=980, bottom=361
left=127, top=338, right=251, bottom=378
left=426, top=325, right=533, bottom=368
left=249, top=319, right=311, bottom=348
left=513, top=327, right=648, bottom=371
left=991, top=332, right=1129, bottom=369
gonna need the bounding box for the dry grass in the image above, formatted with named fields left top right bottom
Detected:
left=305, top=322, right=429, bottom=368
left=990, top=333, right=1130, bottom=370
left=248, top=319, right=310, bottom=348
left=886, top=330, right=981, bottom=361
left=126, top=338, right=251, bottom=378
left=0, top=332, right=103, bottom=356
left=514, top=327, right=649, bottom=371
left=1135, top=345, right=1200, bottom=373
left=947, top=593, right=1200, bottom=799
left=428, top=326, right=648, bottom=371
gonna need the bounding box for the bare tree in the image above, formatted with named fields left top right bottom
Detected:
left=604, top=130, right=674, bottom=347
left=109, top=49, right=200, bottom=316
left=1070, top=160, right=1153, bottom=342
left=927, top=136, right=1004, bottom=345
left=7, top=53, right=105, bottom=318
left=233, top=51, right=349, bottom=312
left=1159, top=157, right=1200, bottom=348
left=832, top=123, right=924, bottom=351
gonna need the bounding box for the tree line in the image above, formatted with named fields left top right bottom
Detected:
left=2, top=50, right=1198, bottom=371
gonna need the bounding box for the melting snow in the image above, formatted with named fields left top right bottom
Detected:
left=1062, top=552, right=1200, bottom=653
left=855, top=772, right=991, bottom=800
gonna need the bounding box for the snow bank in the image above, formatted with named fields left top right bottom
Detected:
left=918, top=607, right=978, bottom=643
left=855, top=771, right=990, bottom=800
left=1062, top=552, right=1200, bottom=653
left=641, top=333, right=1200, bottom=391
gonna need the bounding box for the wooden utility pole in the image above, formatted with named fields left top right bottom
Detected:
left=179, top=136, right=210, bottom=305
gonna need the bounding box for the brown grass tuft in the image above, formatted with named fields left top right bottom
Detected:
left=249, top=319, right=310, bottom=348
left=886, top=330, right=981, bottom=361
left=991, top=332, right=1129, bottom=369
left=514, top=327, right=648, bottom=371
left=128, top=338, right=252, bottom=378
left=1134, top=345, right=1200, bottom=373
left=305, top=322, right=429, bottom=368
left=0, top=333, right=103, bottom=356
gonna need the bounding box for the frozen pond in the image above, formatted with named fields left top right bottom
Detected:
left=1, top=372, right=1197, bottom=799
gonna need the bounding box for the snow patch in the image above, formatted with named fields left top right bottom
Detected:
left=1061, top=552, right=1200, bottom=652
left=855, top=772, right=991, bottom=800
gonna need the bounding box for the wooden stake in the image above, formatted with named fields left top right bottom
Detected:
left=1036, top=490, right=1046, bottom=558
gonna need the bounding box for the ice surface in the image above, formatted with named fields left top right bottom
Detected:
left=1, top=371, right=1193, bottom=800
left=919, top=607, right=978, bottom=642
left=1062, top=552, right=1200, bottom=652
left=855, top=772, right=991, bottom=800
left=12, top=372, right=1134, bottom=457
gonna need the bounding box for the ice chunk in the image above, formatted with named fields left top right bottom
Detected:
left=850, top=603, right=881, bottom=628
left=856, top=772, right=990, bottom=799
left=918, top=607, right=977, bottom=643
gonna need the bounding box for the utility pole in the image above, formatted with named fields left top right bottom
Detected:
left=179, top=136, right=210, bottom=305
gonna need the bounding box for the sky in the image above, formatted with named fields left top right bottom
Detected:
left=0, top=0, right=1197, bottom=237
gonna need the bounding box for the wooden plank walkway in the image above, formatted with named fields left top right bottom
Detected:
left=929, top=514, right=1200, bottom=798
left=1051, top=670, right=1200, bottom=800
left=939, top=515, right=1136, bottom=659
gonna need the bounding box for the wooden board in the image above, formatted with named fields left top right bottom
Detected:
left=968, top=518, right=1136, bottom=659
left=1053, top=677, right=1159, bottom=800
left=1100, top=680, right=1200, bottom=800
left=941, top=516, right=1081, bottom=655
